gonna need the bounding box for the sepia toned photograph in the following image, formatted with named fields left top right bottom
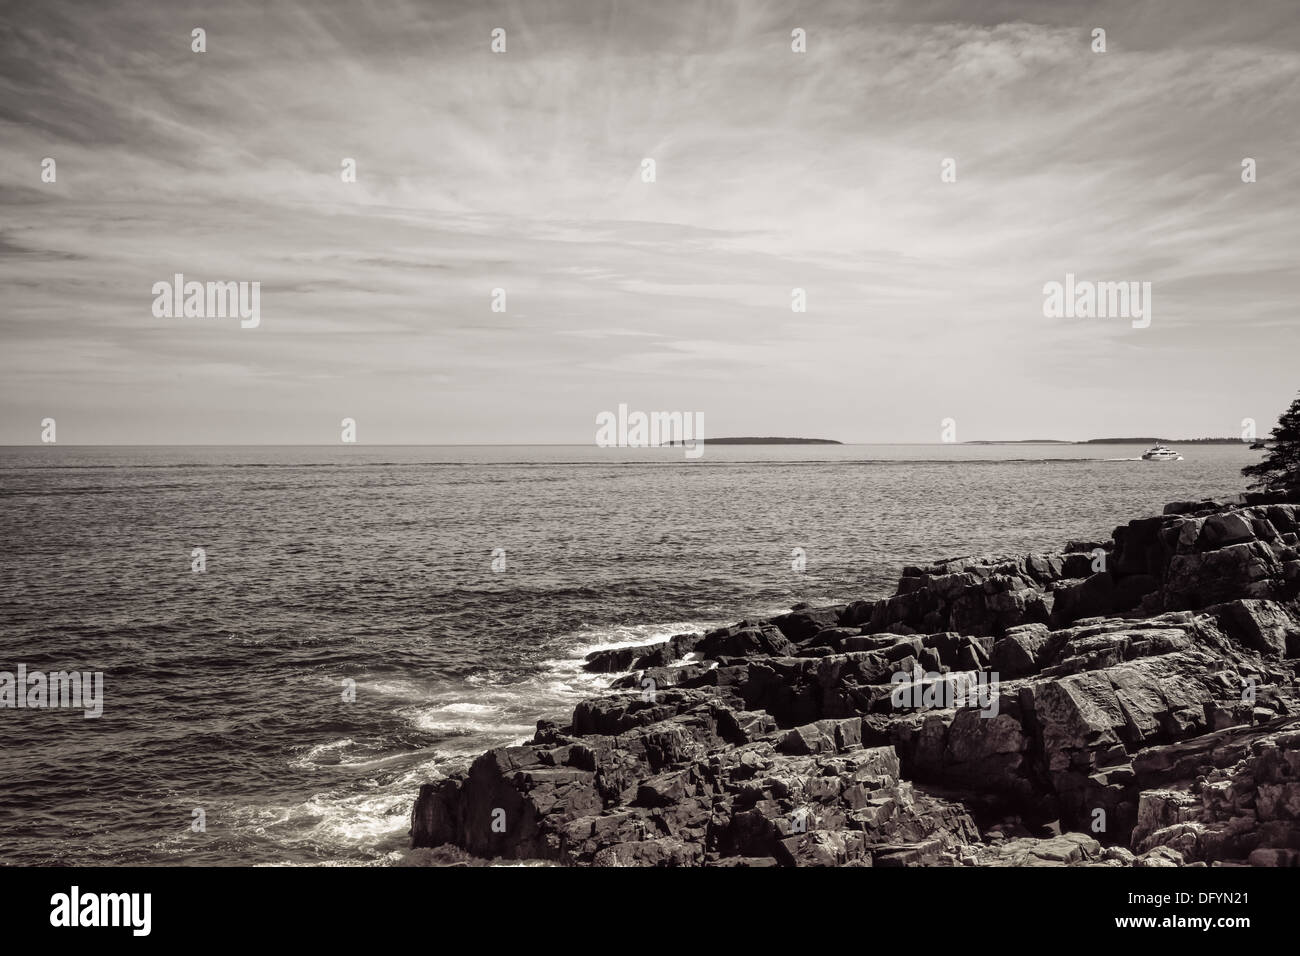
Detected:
left=1, top=0, right=1297, bottom=939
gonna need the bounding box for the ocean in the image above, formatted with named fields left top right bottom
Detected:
left=0, top=443, right=1258, bottom=865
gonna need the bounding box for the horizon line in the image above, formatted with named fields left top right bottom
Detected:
left=0, top=439, right=1259, bottom=449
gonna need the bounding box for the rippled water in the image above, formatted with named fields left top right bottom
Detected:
left=0, top=443, right=1257, bottom=865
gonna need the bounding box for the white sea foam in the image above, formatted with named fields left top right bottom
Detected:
left=560, top=619, right=724, bottom=661
left=265, top=617, right=732, bottom=864
left=289, top=737, right=358, bottom=769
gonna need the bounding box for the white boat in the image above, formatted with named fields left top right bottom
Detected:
left=1141, top=444, right=1183, bottom=461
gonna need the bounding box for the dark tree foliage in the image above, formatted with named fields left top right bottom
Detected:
left=1243, top=392, right=1300, bottom=494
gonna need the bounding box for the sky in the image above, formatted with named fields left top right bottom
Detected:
left=1, top=0, right=1298, bottom=444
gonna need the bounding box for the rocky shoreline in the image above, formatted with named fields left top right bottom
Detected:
left=408, top=492, right=1300, bottom=866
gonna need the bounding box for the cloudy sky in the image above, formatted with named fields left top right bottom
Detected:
left=2, top=0, right=1298, bottom=443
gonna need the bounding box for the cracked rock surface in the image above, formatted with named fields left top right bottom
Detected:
left=410, top=493, right=1300, bottom=866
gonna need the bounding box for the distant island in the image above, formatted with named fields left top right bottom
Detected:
left=664, top=437, right=842, bottom=445
left=1079, top=437, right=1248, bottom=445
left=966, top=437, right=1249, bottom=445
